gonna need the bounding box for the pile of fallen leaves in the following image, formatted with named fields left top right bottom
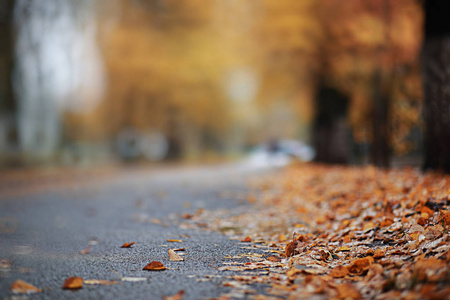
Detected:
left=181, top=164, right=450, bottom=299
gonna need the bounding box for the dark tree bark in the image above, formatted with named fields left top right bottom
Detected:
left=0, top=0, right=17, bottom=151
left=371, top=70, right=391, bottom=168
left=313, top=83, right=350, bottom=164
left=0, top=0, right=15, bottom=115
left=422, top=1, right=450, bottom=173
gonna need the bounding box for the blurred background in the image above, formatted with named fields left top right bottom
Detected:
left=0, top=0, right=424, bottom=169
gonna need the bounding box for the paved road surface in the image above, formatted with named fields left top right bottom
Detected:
left=0, top=163, right=271, bottom=299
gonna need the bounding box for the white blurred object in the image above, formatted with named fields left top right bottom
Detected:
left=243, top=139, right=315, bottom=170
left=140, top=132, right=169, bottom=161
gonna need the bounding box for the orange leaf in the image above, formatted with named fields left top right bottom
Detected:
left=168, top=249, right=184, bottom=261
left=163, top=290, right=184, bottom=300
left=120, top=242, right=136, bottom=248
left=347, top=257, right=374, bottom=275
left=373, top=248, right=385, bottom=259
left=63, top=277, right=83, bottom=289
left=330, top=265, right=349, bottom=278
left=166, top=239, right=183, bottom=243
left=80, top=245, right=91, bottom=255
left=421, top=206, right=434, bottom=217
left=439, top=210, right=450, bottom=224
left=10, top=280, right=41, bottom=294
left=143, top=261, right=166, bottom=271
left=336, top=283, right=362, bottom=299
left=242, top=236, right=252, bottom=242
left=278, top=234, right=287, bottom=242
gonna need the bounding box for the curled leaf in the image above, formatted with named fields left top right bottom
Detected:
left=242, top=236, right=252, bottom=242
left=169, top=249, right=184, bottom=261
left=63, top=277, right=83, bottom=290
left=143, top=261, right=166, bottom=271
left=79, top=245, right=91, bottom=255
left=120, top=242, right=136, bottom=248
left=348, top=257, right=374, bottom=275
left=10, top=280, right=41, bottom=294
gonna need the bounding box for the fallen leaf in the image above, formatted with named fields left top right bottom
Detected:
left=242, top=236, right=252, bottom=242
left=373, top=248, right=385, bottom=259
left=9, top=280, right=41, bottom=294
left=336, top=283, right=362, bottom=299
left=63, top=277, right=83, bottom=289
left=278, top=234, right=287, bottom=242
left=163, top=290, right=184, bottom=300
left=120, top=242, right=135, bottom=248
left=285, top=239, right=297, bottom=257
left=143, top=261, right=166, bottom=271
left=336, top=246, right=350, bottom=252
left=348, top=257, right=374, bottom=275
left=173, top=248, right=186, bottom=251
left=84, top=279, right=119, bottom=285
left=267, top=255, right=281, bottom=262
left=167, top=239, right=183, bottom=243
left=330, top=265, right=349, bottom=278
left=79, top=245, right=91, bottom=255
left=169, top=249, right=184, bottom=261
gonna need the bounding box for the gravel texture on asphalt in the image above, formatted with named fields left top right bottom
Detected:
left=0, top=164, right=272, bottom=300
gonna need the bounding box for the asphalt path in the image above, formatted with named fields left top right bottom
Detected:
left=0, top=163, right=273, bottom=300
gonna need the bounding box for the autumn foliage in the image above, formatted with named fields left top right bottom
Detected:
left=181, top=163, right=450, bottom=298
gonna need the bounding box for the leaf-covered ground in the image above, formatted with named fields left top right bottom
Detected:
left=180, top=164, right=450, bottom=299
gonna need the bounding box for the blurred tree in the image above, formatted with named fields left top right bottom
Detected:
left=0, top=0, right=16, bottom=153
left=422, top=0, right=450, bottom=173
left=313, top=0, right=422, bottom=166
left=100, top=0, right=232, bottom=159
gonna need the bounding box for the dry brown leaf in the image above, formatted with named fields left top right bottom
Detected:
left=330, top=265, right=349, bottom=278
left=9, top=280, right=41, bottom=294
left=143, top=261, right=166, bottom=271
left=347, top=257, right=374, bottom=275
left=336, top=283, right=362, bottom=299
left=365, top=263, right=384, bottom=280
left=267, top=255, right=281, bottom=262
left=167, top=239, right=183, bottom=243
left=169, top=249, right=184, bottom=261
left=285, top=239, right=297, bottom=257
left=373, top=248, right=385, bottom=259
left=163, top=290, right=184, bottom=300
left=62, top=277, right=83, bottom=289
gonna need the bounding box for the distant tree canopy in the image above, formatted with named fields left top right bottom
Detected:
left=3, top=0, right=425, bottom=164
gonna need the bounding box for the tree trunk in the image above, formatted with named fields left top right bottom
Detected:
left=422, top=1, right=450, bottom=173
left=371, top=70, right=391, bottom=168
left=313, top=83, right=350, bottom=164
